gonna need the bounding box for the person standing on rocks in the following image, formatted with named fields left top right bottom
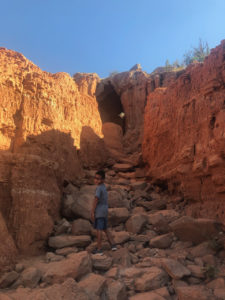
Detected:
left=91, top=170, right=117, bottom=255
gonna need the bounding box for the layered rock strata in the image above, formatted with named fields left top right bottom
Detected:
left=0, top=48, right=103, bottom=260
left=143, top=40, right=225, bottom=222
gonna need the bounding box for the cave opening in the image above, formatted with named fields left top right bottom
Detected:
left=96, top=82, right=125, bottom=134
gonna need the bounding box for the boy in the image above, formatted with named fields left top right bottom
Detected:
left=91, top=170, right=117, bottom=255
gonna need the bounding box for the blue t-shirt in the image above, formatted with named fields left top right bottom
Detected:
left=95, top=184, right=108, bottom=218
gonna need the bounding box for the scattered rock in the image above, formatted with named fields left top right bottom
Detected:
left=106, top=280, right=127, bottom=300
left=187, top=265, right=205, bottom=278
left=46, top=252, right=64, bottom=262
left=17, top=267, right=41, bottom=288
left=48, top=235, right=91, bottom=249
left=113, top=163, right=133, bottom=172
left=108, top=190, right=129, bottom=208
left=54, top=218, right=71, bottom=235
left=130, top=181, right=147, bottom=191
left=78, top=273, right=106, bottom=297
left=135, top=267, right=168, bottom=291
left=150, top=233, right=174, bottom=249
left=92, top=254, right=113, bottom=271
left=176, top=285, right=213, bottom=300
left=108, top=208, right=129, bottom=226
left=55, top=246, right=78, bottom=256
left=0, top=271, right=19, bottom=288
left=125, top=214, right=147, bottom=234
left=71, top=219, right=92, bottom=235
left=112, top=231, right=130, bottom=244
left=161, top=258, right=191, bottom=279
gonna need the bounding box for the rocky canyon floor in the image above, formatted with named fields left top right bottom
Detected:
left=0, top=163, right=225, bottom=300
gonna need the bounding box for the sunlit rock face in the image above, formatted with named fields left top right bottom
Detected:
left=0, top=48, right=103, bottom=260
left=142, top=40, right=225, bottom=223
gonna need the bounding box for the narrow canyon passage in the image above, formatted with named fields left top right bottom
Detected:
left=96, top=82, right=125, bottom=134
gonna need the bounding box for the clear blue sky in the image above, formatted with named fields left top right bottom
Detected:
left=0, top=0, right=224, bottom=78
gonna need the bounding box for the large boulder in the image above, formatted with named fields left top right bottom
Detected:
left=170, top=216, right=222, bottom=244
left=62, top=185, right=96, bottom=220
left=42, top=251, right=92, bottom=284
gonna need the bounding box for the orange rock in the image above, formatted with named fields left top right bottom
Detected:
left=0, top=48, right=104, bottom=256
left=143, top=40, right=225, bottom=223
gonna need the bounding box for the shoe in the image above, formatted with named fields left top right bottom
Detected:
left=92, top=248, right=103, bottom=255
left=111, top=244, right=117, bottom=251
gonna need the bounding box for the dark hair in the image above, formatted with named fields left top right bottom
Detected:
left=96, top=170, right=105, bottom=180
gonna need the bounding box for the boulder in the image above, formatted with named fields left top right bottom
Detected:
left=78, top=273, right=106, bottom=297
left=55, top=247, right=78, bottom=256
left=46, top=252, right=64, bottom=262
left=149, top=233, right=174, bottom=249
left=112, top=163, right=133, bottom=172
left=176, top=285, right=213, bottom=300
left=130, top=181, right=147, bottom=191
left=187, top=265, right=205, bottom=278
left=161, top=258, right=191, bottom=279
left=108, top=208, right=129, bottom=226
left=112, top=231, right=130, bottom=244
left=71, top=219, right=92, bottom=235
left=62, top=185, right=96, bottom=220
left=0, top=271, right=19, bottom=288
left=48, top=235, right=91, bottom=249
left=135, top=267, right=169, bottom=292
left=125, top=214, right=147, bottom=234
left=108, top=190, right=129, bottom=208
left=106, top=280, right=127, bottom=300
left=110, top=248, right=132, bottom=267
left=189, top=241, right=215, bottom=257
left=149, top=210, right=179, bottom=225
left=54, top=218, right=71, bottom=235
left=92, top=254, right=113, bottom=271
left=42, top=251, right=92, bottom=284
left=170, top=216, right=222, bottom=244
left=130, top=292, right=166, bottom=300
left=14, top=267, right=41, bottom=288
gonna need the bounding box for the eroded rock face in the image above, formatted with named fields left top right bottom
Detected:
left=96, top=68, right=181, bottom=153
left=0, top=48, right=103, bottom=260
left=142, top=40, right=225, bottom=223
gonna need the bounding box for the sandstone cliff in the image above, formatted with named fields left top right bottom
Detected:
left=143, top=40, right=225, bottom=223
left=0, top=48, right=103, bottom=261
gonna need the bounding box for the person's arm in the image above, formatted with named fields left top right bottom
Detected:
left=91, top=196, right=98, bottom=222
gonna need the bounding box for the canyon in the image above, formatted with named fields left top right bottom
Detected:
left=0, top=40, right=224, bottom=299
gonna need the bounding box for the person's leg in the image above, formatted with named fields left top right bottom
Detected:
left=97, top=229, right=102, bottom=250
left=104, top=229, right=114, bottom=246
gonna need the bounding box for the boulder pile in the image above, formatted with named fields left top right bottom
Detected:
left=0, top=163, right=224, bottom=299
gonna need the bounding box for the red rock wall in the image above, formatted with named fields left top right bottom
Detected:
left=0, top=48, right=103, bottom=259
left=142, top=41, right=225, bottom=223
